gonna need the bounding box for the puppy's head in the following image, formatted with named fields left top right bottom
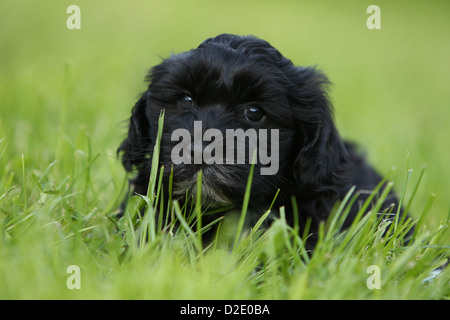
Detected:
left=118, top=34, right=349, bottom=211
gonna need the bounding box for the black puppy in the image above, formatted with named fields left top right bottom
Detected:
left=118, top=34, right=407, bottom=247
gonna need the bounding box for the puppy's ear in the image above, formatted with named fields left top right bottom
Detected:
left=117, top=92, right=151, bottom=173
left=290, top=67, right=350, bottom=195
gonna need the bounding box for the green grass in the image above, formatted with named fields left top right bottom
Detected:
left=0, top=0, right=449, bottom=299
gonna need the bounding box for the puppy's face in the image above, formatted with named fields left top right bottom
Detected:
left=119, top=34, right=343, bottom=212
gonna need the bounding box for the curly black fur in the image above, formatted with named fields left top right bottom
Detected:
left=118, top=34, right=407, bottom=247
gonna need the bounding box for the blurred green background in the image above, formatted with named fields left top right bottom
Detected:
left=1, top=0, right=449, bottom=223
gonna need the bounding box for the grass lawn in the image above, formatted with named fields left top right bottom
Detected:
left=0, top=0, right=449, bottom=299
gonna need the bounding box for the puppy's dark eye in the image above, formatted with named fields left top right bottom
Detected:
left=183, top=95, right=194, bottom=105
left=244, top=106, right=265, bottom=122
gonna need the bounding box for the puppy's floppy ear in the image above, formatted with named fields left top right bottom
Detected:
left=289, top=67, right=351, bottom=195
left=117, top=91, right=151, bottom=173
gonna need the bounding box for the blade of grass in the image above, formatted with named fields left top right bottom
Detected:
left=173, top=201, right=202, bottom=252
left=146, top=110, right=165, bottom=204
left=232, top=151, right=256, bottom=253
left=404, top=165, right=426, bottom=216
left=324, top=186, right=356, bottom=242
left=252, top=189, right=280, bottom=235
left=196, top=170, right=203, bottom=250
left=412, top=192, right=437, bottom=240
